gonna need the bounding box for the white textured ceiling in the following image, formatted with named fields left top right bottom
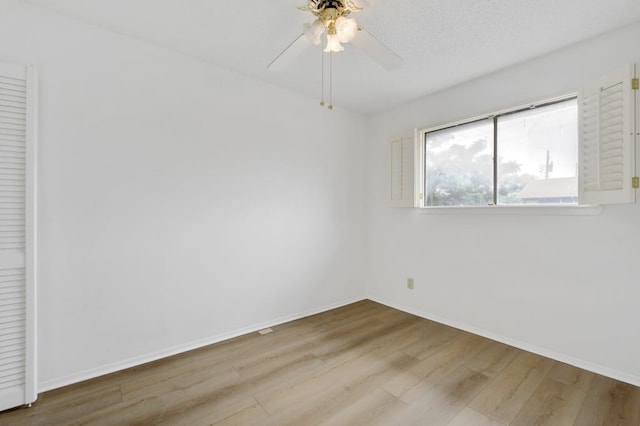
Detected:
left=20, top=0, right=640, bottom=114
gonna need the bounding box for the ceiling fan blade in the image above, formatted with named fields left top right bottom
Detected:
left=267, top=33, right=311, bottom=71
left=351, top=0, right=372, bottom=8
left=351, top=27, right=403, bottom=71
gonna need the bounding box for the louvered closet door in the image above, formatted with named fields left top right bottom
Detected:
left=0, top=62, right=37, bottom=411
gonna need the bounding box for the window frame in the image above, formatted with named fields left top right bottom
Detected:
left=417, top=94, right=583, bottom=210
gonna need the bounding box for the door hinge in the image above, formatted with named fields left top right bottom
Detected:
left=633, top=177, right=640, bottom=189
left=633, top=78, right=639, bottom=90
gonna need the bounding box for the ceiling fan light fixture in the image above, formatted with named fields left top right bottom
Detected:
left=303, top=19, right=325, bottom=45
left=267, top=0, right=402, bottom=108
left=324, top=32, right=344, bottom=52
left=335, top=16, right=358, bottom=43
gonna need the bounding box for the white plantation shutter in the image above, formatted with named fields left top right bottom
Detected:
left=389, top=133, right=415, bottom=207
left=578, top=64, right=636, bottom=205
left=0, top=61, right=37, bottom=411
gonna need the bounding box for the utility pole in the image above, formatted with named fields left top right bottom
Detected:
left=541, top=149, right=554, bottom=179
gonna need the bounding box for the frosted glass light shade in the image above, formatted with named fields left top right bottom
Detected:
left=303, top=19, right=325, bottom=45
left=336, top=17, right=358, bottom=43
left=324, top=33, right=344, bottom=52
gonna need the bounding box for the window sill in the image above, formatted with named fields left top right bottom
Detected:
left=415, top=205, right=604, bottom=216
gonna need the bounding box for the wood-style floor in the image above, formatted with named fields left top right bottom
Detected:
left=2, top=300, right=639, bottom=425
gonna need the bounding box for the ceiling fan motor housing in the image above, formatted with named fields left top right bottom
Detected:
left=312, top=0, right=346, bottom=12
left=311, top=0, right=350, bottom=33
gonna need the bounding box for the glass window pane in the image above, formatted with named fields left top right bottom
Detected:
left=497, top=99, right=578, bottom=205
left=425, top=119, right=494, bottom=206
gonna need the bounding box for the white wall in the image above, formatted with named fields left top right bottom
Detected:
left=0, top=1, right=367, bottom=390
left=365, top=23, right=640, bottom=386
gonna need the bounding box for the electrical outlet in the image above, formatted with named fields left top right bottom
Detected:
left=407, top=277, right=414, bottom=290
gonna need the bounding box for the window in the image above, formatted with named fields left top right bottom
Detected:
left=421, top=97, right=578, bottom=207
left=390, top=64, right=639, bottom=210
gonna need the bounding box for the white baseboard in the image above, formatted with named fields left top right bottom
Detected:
left=369, top=296, right=640, bottom=388
left=38, top=296, right=366, bottom=393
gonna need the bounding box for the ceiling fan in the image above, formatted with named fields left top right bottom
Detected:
left=268, top=0, right=403, bottom=108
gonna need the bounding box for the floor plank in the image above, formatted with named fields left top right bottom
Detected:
left=374, top=366, right=490, bottom=425
left=319, top=388, right=407, bottom=426
left=464, top=340, right=520, bottom=379
left=469, top=350, right=556, bottom=423
left=510, top=377, right=588, bottom=426
left=573, top=375, right=640, bottom=425
left=447, top=407, right=506, bottom=426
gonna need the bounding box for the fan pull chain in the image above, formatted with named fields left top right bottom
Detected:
left=328, top=52, right=334, bottom=110
left=320, top=42, right=325, bottom=107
